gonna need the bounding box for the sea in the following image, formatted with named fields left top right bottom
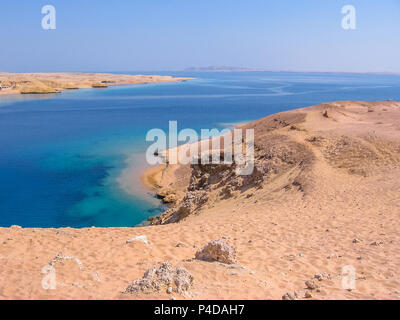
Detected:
left=1, top=71, right=399, bottom=227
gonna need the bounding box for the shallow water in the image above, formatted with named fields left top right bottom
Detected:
left=1, top=71, right=399, bottom=227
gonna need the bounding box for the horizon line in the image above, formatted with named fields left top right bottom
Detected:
left=1, top=68, right=400, bottom=76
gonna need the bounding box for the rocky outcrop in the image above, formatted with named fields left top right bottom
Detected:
left=150, top=104, right=400, bottom=225
left=20, top=87, right=61, bottom=94
left=91, top=83, right=108, bottom=88
left=195, top=239, right=237, bottom=264
left=152, top=117, right=314, bottom=224
left=155, top=187, right=178, bottom=204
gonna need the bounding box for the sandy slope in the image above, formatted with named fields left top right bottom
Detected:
left=0, top=73, right=192, bottom=95
left=1, top=101, right=400, bottom=300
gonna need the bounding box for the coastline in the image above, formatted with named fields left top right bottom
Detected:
left=141, top=165, right=166, bottom=191
left=0, top=72, right=194, bottom=96
left=1, top=100, right=400, bottom=300
left=138, top=131, right=234, bottom=212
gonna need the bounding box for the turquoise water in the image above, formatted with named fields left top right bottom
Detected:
left=1, top=72, right=400, bottom=227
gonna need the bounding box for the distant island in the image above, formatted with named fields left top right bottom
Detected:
left=0, top=73, right=193, bottom=95
left=184, top=66, right=256, bottom=72
left=184, top=66, right=400, bottom=75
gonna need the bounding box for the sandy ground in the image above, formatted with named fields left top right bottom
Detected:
left=0, top=72, right=192, bottom=95
left=1, top=100, right=400, bottom=300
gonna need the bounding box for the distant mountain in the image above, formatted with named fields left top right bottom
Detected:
left=183, top=66, right=400, bottom=75
left=184, top=66, right=258, bottom=72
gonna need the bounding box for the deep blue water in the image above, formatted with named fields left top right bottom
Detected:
left=0, top=72, right=399, bottom=228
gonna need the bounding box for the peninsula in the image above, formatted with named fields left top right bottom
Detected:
left=0, top=72, right=193, bottom=95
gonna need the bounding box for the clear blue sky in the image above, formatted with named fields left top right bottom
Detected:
left=1, top=0, right=399, bottom=72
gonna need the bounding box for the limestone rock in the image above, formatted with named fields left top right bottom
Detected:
left=126, top=235, right=150, bottom=245
left=195, top=239, right=237, bottom=264
left=125, top=262, right=194, bottom=295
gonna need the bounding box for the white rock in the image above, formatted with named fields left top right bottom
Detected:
left=126, top=235, right=150, bottom=245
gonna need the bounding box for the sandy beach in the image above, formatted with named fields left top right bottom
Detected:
left=1, top=100, right=400, bottom=300
left=0, top=73, right=193, bottom=95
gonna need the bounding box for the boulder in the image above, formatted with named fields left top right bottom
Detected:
left=125, top=262, right=193, bottom=295
left=195, top=239, right=237, bottom=264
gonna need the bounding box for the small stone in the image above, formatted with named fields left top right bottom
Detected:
left=227, top=264, right=245, bottom=270
left=287, top=254, right=296, bottom=261
left=305, top=280, right=319, bottom=290
left=166, top=286, right=173, bottom=294
left=299, top=253, right=304, bottom=257
left=282, top=292, right=297, bottom=300
left=314, top=274, right=323, bottom=281
left=314, top=273, right=331, bottom=281
left=176, top=242, right=186, bottom=247
left=352, top=238, right=362, bottom=243
left=327, top=253, right=341, bottom=259
left=294, top=290, right=304, bottom=298
left=305, top=291, right=313, bottom=298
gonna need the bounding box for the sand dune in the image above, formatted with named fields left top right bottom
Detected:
left=0, top=72, right=193, bottom=95
left=1, top=100, right=400, bottom=300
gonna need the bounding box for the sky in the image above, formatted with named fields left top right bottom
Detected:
left=1, top=0, right=399, bottom=73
